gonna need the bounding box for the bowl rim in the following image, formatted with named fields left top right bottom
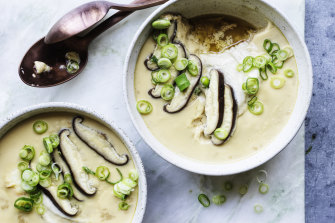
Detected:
left=0, top=102, right=147, bottom=223
left=123, top=0, right=313, bottom=175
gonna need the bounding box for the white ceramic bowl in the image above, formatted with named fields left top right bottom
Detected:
left=0, top=102, right=147, bottom=223
left=124, top=0, right=313, bottom=175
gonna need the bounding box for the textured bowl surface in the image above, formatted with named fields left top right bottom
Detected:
left=0, top=102, right=147, bottom=223
left=124, top=0, right=313, bottom=175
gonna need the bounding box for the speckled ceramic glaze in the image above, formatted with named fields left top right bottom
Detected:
left=0, top=102, right=147, bottom=223
left=123, top=0, right=313, bottom=175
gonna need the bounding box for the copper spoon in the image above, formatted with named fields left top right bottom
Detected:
left=19, top=0, right=167, bottom=87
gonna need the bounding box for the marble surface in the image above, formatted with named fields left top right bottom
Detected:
left=305, top=1, right=335, bottom=222
left=0, top=0, right=306, bottom=222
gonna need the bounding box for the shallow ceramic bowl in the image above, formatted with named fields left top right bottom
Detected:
left=0, top=102, right=147, bottom=223
left=124, top=0, right=313, bottom=175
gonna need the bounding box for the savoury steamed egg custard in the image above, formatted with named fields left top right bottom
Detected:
left=0, top=113, right=139, bottom=222
left=134, top=14, right=299, bottom=164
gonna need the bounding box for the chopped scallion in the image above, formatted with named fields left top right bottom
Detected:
left=198, top=194, right=210, bottom=207
left=212, top=195, right=226, bottom=205
left=33, top=120, right=48, bottom=134
left=136, top=100, right=153, bottom=115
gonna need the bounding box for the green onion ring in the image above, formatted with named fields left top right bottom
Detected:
left=35, top=204, right=46, bottom=215
left=224, top=181, right=233, bottom=191
left=119, top=201, right=130, bottom=210
left=258, top=183, right=269, bottom=194
left=136, top=100, right=153, bottom=115
left=248, top=96, right=258, bottom=106
left=129, top=169, right=139, bottom=182
left=57, top=183, right=73, bottom=199
left=259, top=67, right=268, bottom=80
left=18, top=161, right=29, bottom=172
left=187, top=60, right=199, bottom=76
left=248, top=101, right=264, bottom=115
left=49, top=134, right=60, bottom=148
left=174, top=58, right=188, bottom=71
left=270, top=76, right=286, bottom=89
left=270, top=43, right=280, bottom=55
left=51, top=163, right=62, bottom=181
left=33, top=120, right=48, bottom=134
left=38, top=153, right=51, bottom=166
left=156, top=69, right=171, bottom=83
left=198, top=194, right=210, bottom=207
left=245, top=78, right=259, bottom=95
left=157, top=58, right=172, bottom=69
left=19, top=145, right=35, bottom=161
left=157, top=33, right=169, bottom=47
left=64, top=173, right=73, bottom=184
left=266, top=61, right=277, bottom=74
left=284, top=69, right=295, bottom=78
left=236, top=64, right=243, bottom=72
left=160, top=84, right=175, bottom=101
left=253, top=56, right=267, bottom=68
left=43, top=137, right=53, bottom=153
left=106, top=168, right=123, bottom=185
left=39, top=178, right=51, bottom=188
left=256, top=170, right=268, bottom=183
left=95, top=166, right=110, bottom=181
left=254, top=204, right=264, bottom=213
left=242, top=56, right=254, bottom=72
left=212, top=195, right=226, bottom=205
left=161, top=44, right=178, bottom=60
left=275, top=49, right=289, bottom=61
left=14, top=197, right=34, bottom=212
left=66, top=60, right=79, bottom=74
left=214, top=128, right=229, bottom=140
left=39, top=169, right=51, bottom=180
left=263, top=39, right=273, bottom=53
left=239, top=184, right=248, bottom=195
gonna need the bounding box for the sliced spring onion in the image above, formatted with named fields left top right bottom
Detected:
left=272, top=55, right=285, bottom=69
left=236, top=64, right=243, bottom=72
left=248, top=96, right=257, bottom=106
left=175, top=73, right=190, bottom=92
left=35, top=204, right=46, bottom=215
left=259, top=68, right=268, bottom=80
left=19, top=145, right=35, bottom=161
left=239, top=184, right=248, bottom=195
left=245, top=78, right=259, bottom=95
left=270, top=43, right=280, bottom=55
left=33, top=120, right=48, bottom=134
left=263, top=39, right=273, bottom=53
left=156, top=69, right=171, bottom=83
left=174, top=58, right=188, bottom=71
left=65, top=51, right=80, bottom=63
left=114, top=181, right=132, bottom=195
left=152, top=19, right=171, bottom=29
left=258, top=183, right=269, bottom=194
left=151, top=71, right=159, bottom=85
left=161, top=44, right=178, bottom=60
left=82, top=166, right=95, bottom=175
left=243, top=56, right=254, bottom=72
left=52, top=163, right=62, bottom=181
left=224, top=181, right=233, bottom=191
left=14, top=197, right=34, bottom=212
left=212, top=195, right=226, bottom=205
left=270, top=76, right=286, bottom=89
left=49, top=134, right=60, bottom=148
left=22, top=169, right=40, bottom=187
left=157, top=33, right=169, bottom=47
left=39, top=178, right=51, bottom=188
left=106, top=168, right=123, bottom=185
left=256, top=170, right=268, bottom=184
left=36, top=163, right=51, bottom=173
left=254, top=204, right=264, bottom=213
left=187, top=60, right=199, bottom=76
left=160, top=84, right=175, bottom=101
left=266, top=61, right=277, bottom=74
left=30, top=190, right=42, bottom=203
left=64, top=173, right=73, bottom=184
left=18, top=161, right=29, bottom=172
left=122, top=178, right=137, bottom=188
left=129, top=169, right=139, bottom=182
left=214, top=128, right=229, bottom=140
left=157, top=58, right=172, bottom=69
left=21, top=181, right=36, bottom=193
left=275, top=49, right=289, bottom=61
left=43, top=137, right=53, bottom=153
left=95, top=166, right=110, bottom=181
left=38, top=152, right=51, bottom=166
left=113, top=187, right=126, bottom=200
left=66, top=60, right=79, bottom=74
left=282, top=46, right=294, bottom=57
left=198, top=194, right=210, bottom=207
left=284, top=69, right=295, bottom=78
left=253, top=56, right=267, bottom=68
left=200, top=76, right=210, bottom=88
left=39, top=169, right=51, bottom=180
left=136, top=100, right=153, bottom=115
left=248, top=101, right=264, bottom=115
left=57, top=183, right=73, bottom=199
left=119, top=201, right=130, bottom=210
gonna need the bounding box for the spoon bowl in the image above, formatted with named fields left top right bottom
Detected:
left=19, top=0, right=167, bottom=87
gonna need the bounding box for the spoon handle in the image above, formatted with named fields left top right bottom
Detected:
left=84, top=0, right=167, bottom=42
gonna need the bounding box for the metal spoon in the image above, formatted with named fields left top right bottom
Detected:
left=19, top=0, right=167, bottom=87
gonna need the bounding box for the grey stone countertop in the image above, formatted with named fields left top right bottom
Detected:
left=305, top=0, right=335, bottom=222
